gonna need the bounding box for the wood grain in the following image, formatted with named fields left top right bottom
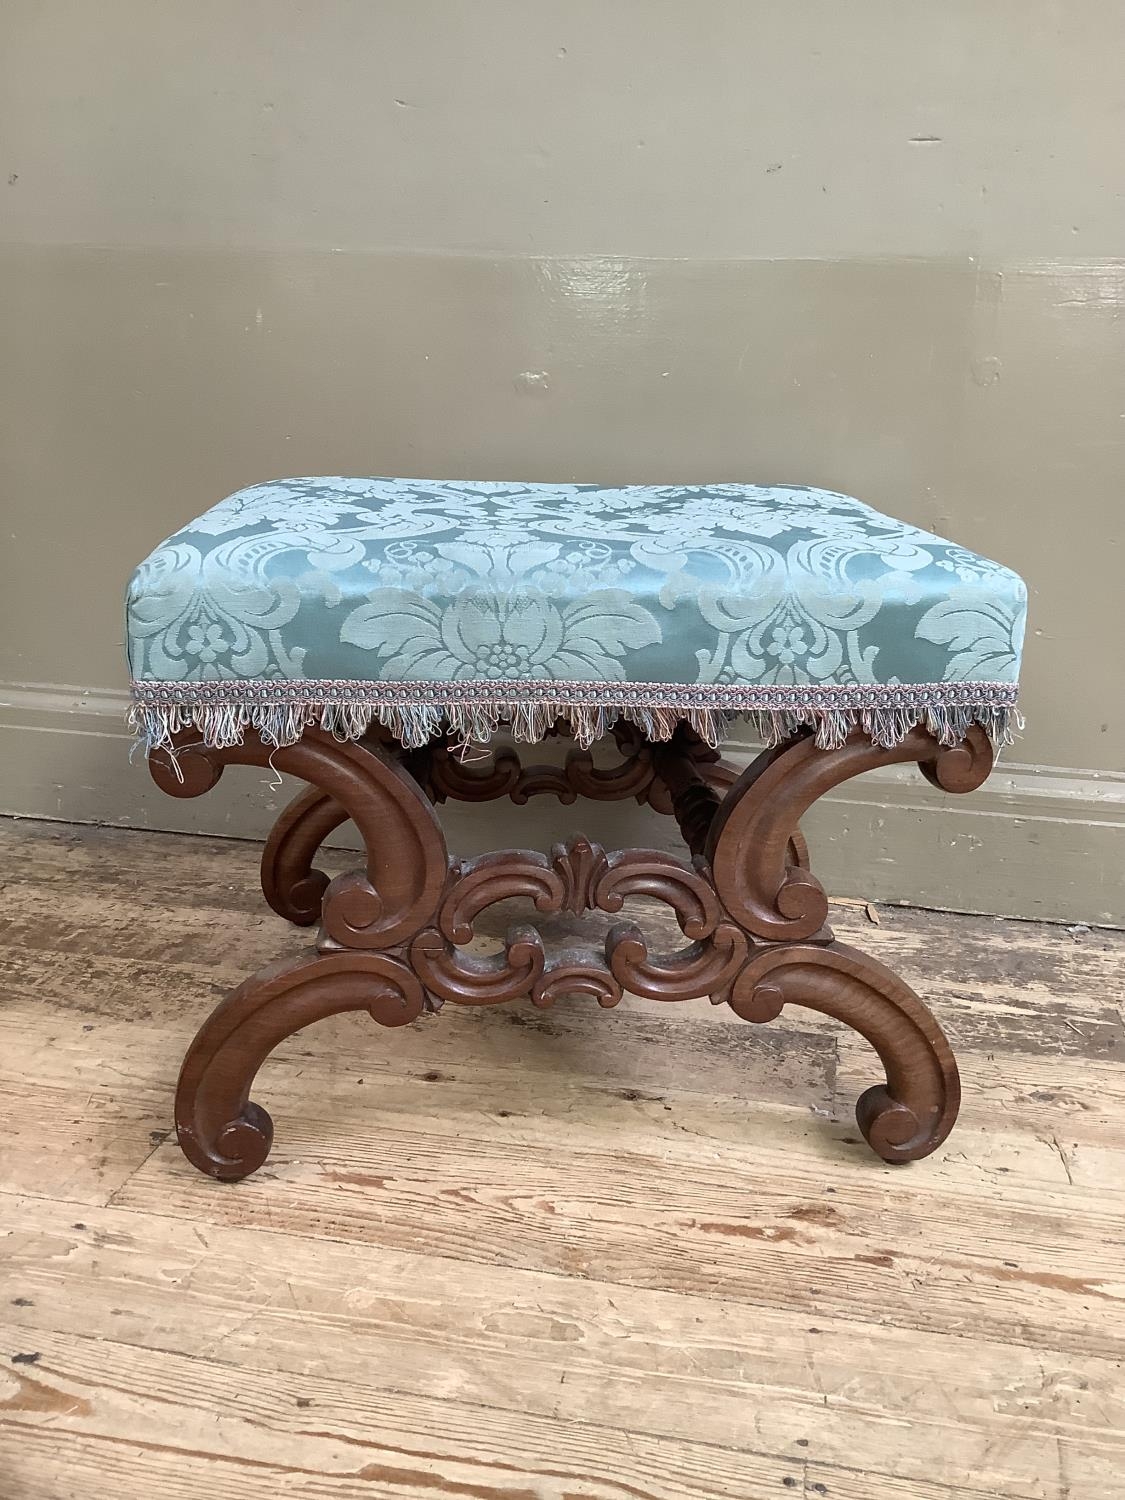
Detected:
left=1, top=816, right=1123, bottom=1497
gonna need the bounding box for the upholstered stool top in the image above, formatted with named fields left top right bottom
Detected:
left=126, top=477, right=1026, bottom=753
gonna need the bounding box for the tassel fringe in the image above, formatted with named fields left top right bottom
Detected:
left=127, top=679, right=1021, bottom=759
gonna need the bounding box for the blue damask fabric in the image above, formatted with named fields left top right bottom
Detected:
left=126, top=478, right=1026, bottom=751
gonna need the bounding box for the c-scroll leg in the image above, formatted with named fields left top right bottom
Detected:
left=728, top=942, right=960, bottom=1162
left=707, top=726, right=994, bottom=943
left=150, top=730, right=450, bottom=1178
left=175, top=948, right=424, bottom=1180
left=261, top=786, right=349, bottom=925
left=151, top=728, right=449, bottom=950
left=657, top=741, right=810, bottom=868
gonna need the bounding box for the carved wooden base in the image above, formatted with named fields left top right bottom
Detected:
left=150, top=719, right=993, bottom=1180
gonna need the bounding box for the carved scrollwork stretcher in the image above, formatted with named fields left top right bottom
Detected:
left=149, top=719, right=991, bottom=1180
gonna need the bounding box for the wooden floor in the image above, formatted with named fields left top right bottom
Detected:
left=1, top=817, right=1123, bottom=1499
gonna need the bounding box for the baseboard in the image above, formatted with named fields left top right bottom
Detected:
left=1, top=680, right=1120, bottom=926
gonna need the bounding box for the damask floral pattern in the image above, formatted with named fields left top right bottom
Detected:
left=340, top=586, right=660, bottom=683
left=126, top=477, right=1026, bottom=752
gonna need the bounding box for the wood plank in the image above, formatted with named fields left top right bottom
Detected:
left=0, top=1326, right=800, bottom=1500
left=5, top=815, right=1124, bottom=988
left=5, top=859, right=1123, bottom=1060
left=3, top=940, right=1120, bottom=1200
left=0, top=1079, right=167, bottom=1207
left=31, top=1317, right=1105, bottom=1500
left=0, top=951, right=838, bottom=1108
left=0, top=817, right=280, bottom=916
left=11, top=978, right=1114, bottom=1225
left=105, top=1112, right=1125, bottom=1364
left=3, top=933, right=1122, bottom=1228
left=3, top=905, right=1122, bottom=1125
left=0, top=933, right=1109, bottom=1201
left=3, top=1197, right=1121, bottom=1498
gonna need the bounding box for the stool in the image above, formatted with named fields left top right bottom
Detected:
left=126, top=478, right=1026, bottom=1180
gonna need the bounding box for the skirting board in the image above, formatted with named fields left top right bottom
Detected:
left=1, top=680, right=1121, bottom=927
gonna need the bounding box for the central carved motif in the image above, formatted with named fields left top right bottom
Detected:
left=411, top=833, right=745, bottom=1011
left=552, top=835, right=610, bottom=913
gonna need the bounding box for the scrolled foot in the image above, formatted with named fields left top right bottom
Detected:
left=729, top=941, right=960, bottom=1162
left=855, top=1085, right=938, bottom=1165
left=178, top=1099, right=275, bottom=1182
left=175, top=948, right=424, bottom=1181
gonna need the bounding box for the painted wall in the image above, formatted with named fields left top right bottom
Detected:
left=1, top=1, right=1122, bottom=920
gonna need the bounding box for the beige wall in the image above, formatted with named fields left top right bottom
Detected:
left=2, top=1, right=1122, bottom=920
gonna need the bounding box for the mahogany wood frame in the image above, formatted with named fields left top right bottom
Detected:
left=150, top=719, right=994, bottom=1180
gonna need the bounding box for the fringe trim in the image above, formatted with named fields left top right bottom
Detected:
left=127, top=678, right=1022, bottom=757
